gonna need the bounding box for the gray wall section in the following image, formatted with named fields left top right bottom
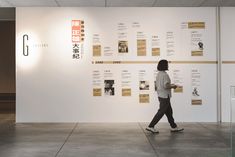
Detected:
left=0, top=8, right=15, bottom=21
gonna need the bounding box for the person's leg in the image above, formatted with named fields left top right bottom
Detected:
left=165, top=98, right=177, bottom=128
left=165, top=98, right=184, bottom=132
left=148, top=97, right=169, bottom=128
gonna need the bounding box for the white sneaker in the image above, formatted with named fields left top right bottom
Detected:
left=146, top=127, right=159, bottom=133
left=171, top=127, right=184, bottom=132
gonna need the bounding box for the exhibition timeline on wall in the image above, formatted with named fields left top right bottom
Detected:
left=16, top=8, right=217, bottom=122
left=20, top=16, right=205, bottom=104
left=91, top=20, right=205, bottom=105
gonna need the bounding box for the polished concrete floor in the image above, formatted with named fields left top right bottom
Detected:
left=0, top=113, right=231, bottom=157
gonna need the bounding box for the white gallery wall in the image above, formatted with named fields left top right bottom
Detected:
left=221, top=7, right=235, bottom=122
left=16, top=7, right=217, bottom=122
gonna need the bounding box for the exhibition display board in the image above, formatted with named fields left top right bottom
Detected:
left=16, top=7, right=217, bottom=122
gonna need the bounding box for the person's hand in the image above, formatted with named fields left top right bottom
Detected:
left=171, top=84, right=177, bottom=89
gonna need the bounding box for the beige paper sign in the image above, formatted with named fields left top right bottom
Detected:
left=191, top=51, right=203, bottom=56
left=137, top=39, right=146, bottom=56
left=188, top=22, right=205, bottom=29
left=174, top=86, right=183, bottom=93
left=93, top=45, right=101, bottom=56
left=122, top=88, right=131, bottom=96
left=139, top=94, right=149, bottom=103
left=93, top=88, right=102, bottom=96
left=152, top=48, right=160, bottom=56
left=192, top=99, right=202, bottom=105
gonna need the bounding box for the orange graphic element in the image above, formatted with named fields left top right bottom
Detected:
left=72, top=20, right=81, bottom=43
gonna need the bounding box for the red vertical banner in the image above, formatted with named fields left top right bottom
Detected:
left=71, top=20, right=85, bottom=59
left=72, top=20, right=81, bottom=43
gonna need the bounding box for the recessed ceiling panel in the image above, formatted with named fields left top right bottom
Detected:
left=0, top=8, right=15, bottom=19
left=1, top=0, right=234, bottom=8
left=107, top=0, right=156, bottom=7
left=7, top=0, right=57, bottom=7
left=198, top=0, right=220, bottom=6
left=0, top=0, right=11, bottom=7
left=155, top=0, right=205, bottom=7
left=57, top=0, right=105, bottom=7
left=221, top=0, right=235, bottom=6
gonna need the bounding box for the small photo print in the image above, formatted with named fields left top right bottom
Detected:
left=139, top=81, right=149, bottom=90
left=104, top=80, right=115, bottom=96
left=192, top=87, right=200, bottom=97
left=198, top=41, right=204, bottom=50
left=118, top=41, right=128, bottom=53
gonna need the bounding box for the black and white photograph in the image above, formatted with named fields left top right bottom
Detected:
left=118, top=41, right=128, bottom=53
left=104, top=80, right=115, bottom=96
left=139, top=81, right=149, bottom=90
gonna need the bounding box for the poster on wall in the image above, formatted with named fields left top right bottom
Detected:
left=93, top=34, right=101, bottom=57
left=104, top=70, right=115, bottom=96
left=71, top=20, right=85, bottom=59
left=181, top=22, right=205, bottom=56
left=93, top=70, right=102, bottom=96
left=137, top=32, right=147, bottom=56
left=118, top=22, right=129, bottom=54
left=121, top=70, right=131, bottom=96
left=173, top=69, right=183, bottom=93
left=139, top=70, right=149, bottom=103
left=166, top=31, right=175, bottom=56
left=139, top=94, right=150, bottom=103
left=92, top=35, right=114, bottom=57
left=191, top=30, right=204, bottom=56
left=191, top=69, right=202, bottom=105
left=152, top=35, right=160, bottom=56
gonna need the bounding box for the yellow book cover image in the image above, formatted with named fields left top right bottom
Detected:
left=174, top=86, right=183, bottom=93
left=122, top=88, right=131, bottom=96
left=93, top=88, right=102, bottom=96
left=152, top=48, right=160, bottom=56
left=139, top=94, right=149, bottom=103
left=93, top=45, right=101, bottom=56
left=137, top=39, right=146, bottom=56
left=192, top=99, right=202, bottom=105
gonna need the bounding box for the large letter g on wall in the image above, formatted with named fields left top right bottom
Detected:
left=23, top=34, right=29, bottom=56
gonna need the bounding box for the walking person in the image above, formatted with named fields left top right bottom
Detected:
left=146, top=59, right=184, bottom=133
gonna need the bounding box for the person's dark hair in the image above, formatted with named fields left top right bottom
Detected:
left=157, top=59, right=168, bottom=71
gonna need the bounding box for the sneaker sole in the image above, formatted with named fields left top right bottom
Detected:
left=171, top=128, right=184, bottom=132
left=145, top=128, right=159, bottom=134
